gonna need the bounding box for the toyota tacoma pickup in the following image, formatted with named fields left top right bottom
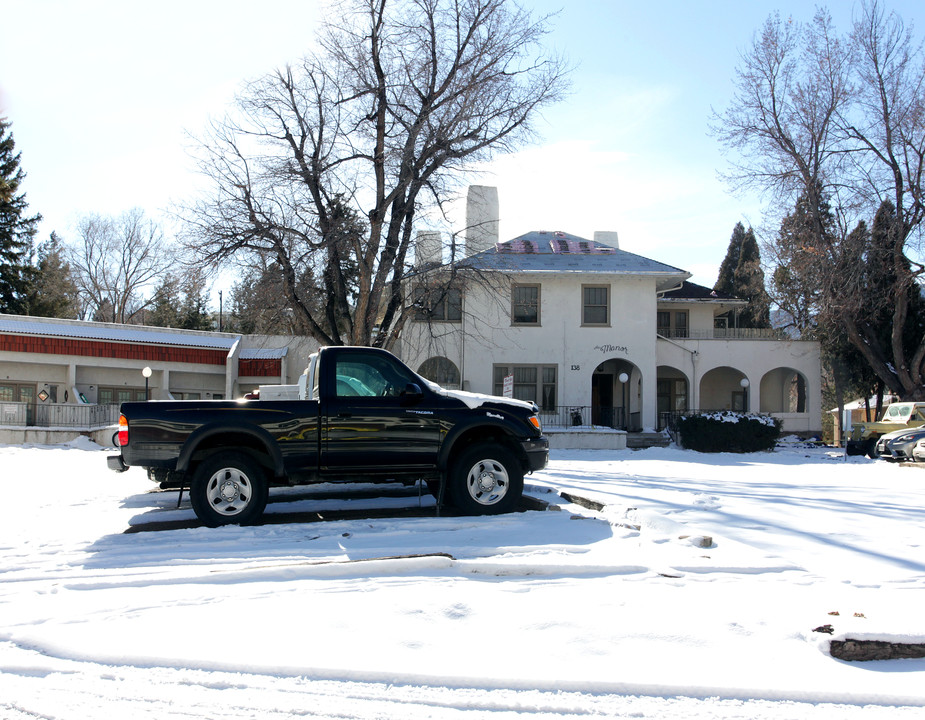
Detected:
left=845, top=401, right=925, bottom=457
left=108, top=346, right=548, bottom=526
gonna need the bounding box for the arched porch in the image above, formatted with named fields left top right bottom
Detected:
left=592, top=358, right=642, bottom=430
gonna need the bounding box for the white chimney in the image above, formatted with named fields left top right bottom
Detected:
left=415, top=231, right=443, bottom=268
left=466, top=185, right=499, bottom=256
left=593, top=231, right=619, bottom=249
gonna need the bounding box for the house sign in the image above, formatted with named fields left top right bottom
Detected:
left=594, top=344, right=629, bottom=356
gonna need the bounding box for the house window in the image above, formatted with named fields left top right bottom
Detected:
left=493, top=364, right=556, bottom=410
left=657, top=310, right=689, bottom=338
left=172, top=392, right=202, bottom=400
left=418, top=357, right=461, bottom=389
left=582, top=285, right=609, bottom=325
left=98, top=387, right=147, bottom=404
left=511, top=284, right=540, bottom=325
left=0, top=382, right=35, bottom=403
left=412, top=285, right=462, bottom=322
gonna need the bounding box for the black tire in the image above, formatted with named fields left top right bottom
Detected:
left=189, top=451, right=269, bottom=527
left=448, top=443, right=523, bottom=515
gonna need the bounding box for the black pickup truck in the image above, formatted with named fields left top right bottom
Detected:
left=108, top=346, right=548, bottom=526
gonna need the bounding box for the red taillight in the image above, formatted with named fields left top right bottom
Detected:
left=118, top=415, right=129, bottom=447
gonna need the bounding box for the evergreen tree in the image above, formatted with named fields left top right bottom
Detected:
left=771, top=189, right=835, bottom=334
left=0, top=118, right=41, bottom=314
left=734, top=229, right=771, bottom=328
left=224, top=263, right=297, bottom=335
left=714, top=222, right=771, bottom=328
left=714, top=222, right=745, bottom=298
left=146, top=274, right=183, bottom=328
left=26, top=232, right=79, bottom=318
left=146, top=269, right=214, bottom=330
left=176, top=267, right=214, bottom=331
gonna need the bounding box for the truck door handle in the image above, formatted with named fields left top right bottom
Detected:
left=337, top=412, right=352, bottom=418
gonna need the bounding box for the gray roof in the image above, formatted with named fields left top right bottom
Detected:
left=459, top=231, right=690, bottom=291
left=659, top=280, right=745, bottom=304
left=0, top=314, right=239, bottom=350
left=240, top=347, right=289, bottom=359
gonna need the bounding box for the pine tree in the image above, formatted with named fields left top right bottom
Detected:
left=0, top=118, right=41, bottom=314
left=714, top=222, right=771, bottom=328
left=176, top=267, right=214, bottom=331
left=734, top=229, right=771, bottom=328
left=146, top=274, right=182, bottom=328
left=714, top=222, right=746, bottom=297
left=27, top=232, right=79, bottom=318
left=865, top=201, right=925, bottom=362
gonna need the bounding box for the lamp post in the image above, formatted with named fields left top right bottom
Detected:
left=142, top=367, right=152, bottom=401
left=619, top=372, right=629, bottom=430
left=740, top=377, right=749, bottom=412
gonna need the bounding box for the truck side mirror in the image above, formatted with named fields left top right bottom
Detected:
left=401, top=383, right=423, bottom=402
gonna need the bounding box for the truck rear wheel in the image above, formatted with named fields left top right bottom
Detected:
left=449, top=443, right=523, bottom=515
left=190, top=452, right=269, bottom=527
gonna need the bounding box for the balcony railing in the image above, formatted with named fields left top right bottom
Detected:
left=0, top=402, right=121, bottom=429
left=538, top=405, right=642, bottom=431
left=658, top=328, right=791, bottom=340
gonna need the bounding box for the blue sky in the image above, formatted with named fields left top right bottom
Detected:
left=2, top=0, right=922, bottom=292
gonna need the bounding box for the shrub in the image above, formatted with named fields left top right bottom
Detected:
left=675, top=411, right=781, bottom=453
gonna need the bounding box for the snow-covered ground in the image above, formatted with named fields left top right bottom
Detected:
left=1, top=439, right=923, bottom=719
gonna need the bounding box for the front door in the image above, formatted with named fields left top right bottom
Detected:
left=323, top=350, right=442, bottom=474
left=591, top=374, right=614, bottom=427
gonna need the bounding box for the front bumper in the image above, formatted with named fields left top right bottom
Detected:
left=107, top=454, right=128, bottom=473
left=521, top=437, right=549, bottom=472
left=845, top=439, right=872, bottom=456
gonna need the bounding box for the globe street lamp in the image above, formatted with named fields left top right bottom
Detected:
left=142, top=366, right=152, bottom=401
left=619, top=372, right=629, bottom=430
left=740, top=377, right=750, bottom=412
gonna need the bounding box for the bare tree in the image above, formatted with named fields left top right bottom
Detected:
left=67, top=208, right=173, bottom=323
left=714, top=1, right=925, bottom=399
left=181, top=0, right=569, bottom=348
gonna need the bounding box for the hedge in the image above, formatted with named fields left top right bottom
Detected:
left=675, top=411, right=781, bottom=453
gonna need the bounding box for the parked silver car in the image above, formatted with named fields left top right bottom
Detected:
left=875, top=426, right=925, bottom=461
left=911, top=437, right=925, bottom=463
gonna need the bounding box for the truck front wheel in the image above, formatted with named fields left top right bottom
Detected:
left=449, top=444, right=523, bottom=515
left=190, top=452, right=269, bottom=527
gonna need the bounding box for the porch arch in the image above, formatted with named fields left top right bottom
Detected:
left=760, top=367, right=809, bottom=413
left=699, top=366, right=750, bottom=412
left=417, top=356, right=460, bottom=389
left=591, top=358, right=641, bottom=430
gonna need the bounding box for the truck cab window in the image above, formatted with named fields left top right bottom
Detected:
left=335, top=353, right=416, bottom=398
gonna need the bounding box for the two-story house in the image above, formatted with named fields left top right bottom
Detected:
left=400, top=187, right=821, bottom=440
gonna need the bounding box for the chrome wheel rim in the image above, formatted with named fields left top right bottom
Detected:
left=205, top=467, right=253, bottom=516
left=465, top=458, right=509, bottom=505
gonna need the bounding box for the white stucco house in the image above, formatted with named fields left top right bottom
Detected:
left=400, top=187, right=822, bottom=441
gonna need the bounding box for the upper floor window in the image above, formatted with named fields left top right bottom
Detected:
left=657, top=310, right=689, bottom=338
left=511, top=284, right=540, bottom=325
left=582, top=285, right=610, bottom=325
left=412, top=285, right=462, bottom=322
